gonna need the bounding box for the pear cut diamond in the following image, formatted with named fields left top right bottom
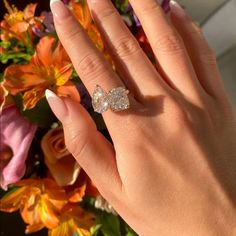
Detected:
left=92, top=85, right=109, bottom=113
left=108, top=87, right=130, bottom=112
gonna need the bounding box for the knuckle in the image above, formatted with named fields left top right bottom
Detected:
left=114, top=37, right=141, bottom=58
left=77, top=53, right=107, bottom=81
left=165, top=99, right=189, bottom=133
left=71, top=134, right=91, bottom=160
left=64, top=126, right=92, bottom=159
left=199, top=49, right=217, bottom=65
left=153, top=31, right=183, bottom=54
left=98, top=8, right=117, bottom=21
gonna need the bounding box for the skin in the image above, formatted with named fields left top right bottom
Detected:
left=47, top=0, right=236, bottom=235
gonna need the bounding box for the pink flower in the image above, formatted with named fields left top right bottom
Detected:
left=0, top=106, right=37, bottom=190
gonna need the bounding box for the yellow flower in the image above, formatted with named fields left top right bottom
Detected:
left=1, top=0, right=43, bottom=44
left=48, top=204, right=95, bottom=236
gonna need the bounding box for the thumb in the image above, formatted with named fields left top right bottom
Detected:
left=45, top=89, right=121, bottom=199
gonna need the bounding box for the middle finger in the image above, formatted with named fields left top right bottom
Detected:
left=87, top=0, right=170, bottom=98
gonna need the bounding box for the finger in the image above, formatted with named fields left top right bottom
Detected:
left=87, top=0, right=170, bottom=97
left=129, top=0, right=206, bottom=103
left=45, top=89, right=122, bottom=200
left=170, top=2, right=226, bottom=99
left=50, top=0, right=124, bottom=95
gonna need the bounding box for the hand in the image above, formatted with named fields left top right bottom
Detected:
left=47, top=0, right=236, bottom=235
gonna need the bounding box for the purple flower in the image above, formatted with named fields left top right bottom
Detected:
left=63, top=0, right=70, bottom=4
left=41, top=11, right=55, bottom=33
left=32, top=27, right=45, bottom=37
left=133, top=12, right=141, bottom=27
left=32, top=11, right=55, bottom=37
left=161, top=0, right=171, bottom=13
left=0, top=106, right=37, bottom=190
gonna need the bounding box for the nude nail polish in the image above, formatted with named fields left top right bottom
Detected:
left=50, top=0, right=70, bottom=20
left=45, top=89, right=68, bottom=122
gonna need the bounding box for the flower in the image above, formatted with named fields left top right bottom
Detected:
left=2, top=36, right=80, bottom=110
left=32, top=11, right=55, bottom=37
left=70, top=0, right=104, bottom=51
left=0, top=178, right=95, bottom=235
left=0, top=178, right=68, bottom=234
left=1, top=0, right=43, bottom=44
left=41, top=127, right=81, bottom=187
left=48, top=204, right=95, bottom=236
left=0, top=105, right=37, bottom=190
left=161, top=0, right=171, bottom=13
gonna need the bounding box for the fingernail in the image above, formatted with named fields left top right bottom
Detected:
left=170, top=0, right=186, bottom=17
left=87, top=0, right=97, bottom=5
left=45, top=89, right=68, bottom=122
left=50, top=0, right=70, bottom=20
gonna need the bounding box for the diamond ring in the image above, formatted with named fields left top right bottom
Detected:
left=92, top=85, right=130, bottom=114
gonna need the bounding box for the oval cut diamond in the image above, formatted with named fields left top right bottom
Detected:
left=108, top=87, right=130, bottom=112
left=92, top=85, right=110, bottom=113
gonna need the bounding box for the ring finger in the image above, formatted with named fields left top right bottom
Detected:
left=50, top=0, right=137, bottom=107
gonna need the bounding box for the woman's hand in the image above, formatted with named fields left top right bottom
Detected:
left=47, top=0, right=236, bottom=235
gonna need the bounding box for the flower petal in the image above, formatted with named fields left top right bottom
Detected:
left=56, top=81, right=80, bottom=103
left=24, top=3, right=38, bottom=20
left=22, top=85, right=46, bottom=110
left=3, top=64, right=45, bottom=95
left=41, top=127, right=81, bottom=186
left=0, top=106, right=37, bottom=190
left=38, top=195, right=60, bottom=229
left=36, top=36, right=55, bottom=67
left=0, top=186, right=28, bottom=212
left=71, top=0, right=92, bottom=29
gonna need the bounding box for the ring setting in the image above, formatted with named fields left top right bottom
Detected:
left=92, top=85, right=130, bottom=113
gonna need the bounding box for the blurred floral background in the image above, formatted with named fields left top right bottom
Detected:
left=0, top=0, right=235, bottom=235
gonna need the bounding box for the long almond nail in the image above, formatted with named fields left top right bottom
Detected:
left=45, top=89, right=68, bottom=122
left=50, top=0, right=70, bottom=20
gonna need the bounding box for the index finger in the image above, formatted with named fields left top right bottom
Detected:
left=50, top=0, right=124, bottom=95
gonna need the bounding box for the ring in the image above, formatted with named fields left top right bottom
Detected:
left=92, top=85, right=130, bottom=113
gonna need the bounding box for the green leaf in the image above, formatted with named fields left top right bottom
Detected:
left=13, top=95, right=57, bottom=128
left=96, top=212, right=122, bottom=236
left=0, top=52, right=31, bottom=64
left=90, top=224, right=102, bottom=236
left=0, top=41, right=11, bottom=49
left=0, top=73, right=3, bottom=82
left=126, top=227, right=138, bottom=236
left=0, top=186, right=20, bottom=199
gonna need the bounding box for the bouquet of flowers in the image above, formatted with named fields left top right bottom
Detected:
left=0, top=0, right=170, bottom=235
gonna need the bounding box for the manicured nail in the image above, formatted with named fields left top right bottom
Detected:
left=170, top=0, right=186, bottom=17
left=50, top=0, right=70, bottom=20
left=87, top=0, right=96, bottom=5
left=45, top=89, right=68, bottom=122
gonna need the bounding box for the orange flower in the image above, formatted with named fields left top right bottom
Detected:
left=48, top=204, right=95, bottom=236
left=1, top=0, right=43, bottom=44
left=41, top=127, right=81, bottom=187
left=2, top=36, right=80, bottom=110
left=70, top=0, right=104, bottom=51
left=0, top=178, right=68, bottom=234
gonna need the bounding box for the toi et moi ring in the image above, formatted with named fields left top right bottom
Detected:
left=92, top=85, right=130, bottom=114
